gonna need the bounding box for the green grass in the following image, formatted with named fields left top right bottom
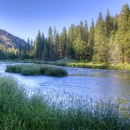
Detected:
left=0, top=76, right=130, bottom=130
left=41, top=61, right=130, bottom=71
left=3, top=58, right=130, bottom=71
left=5, top=64, right=68, bottom=77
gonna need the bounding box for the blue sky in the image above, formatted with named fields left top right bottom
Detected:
left=0, top=0, right=130, bottom=41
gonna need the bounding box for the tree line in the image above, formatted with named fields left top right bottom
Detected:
left=0, top=3, right=130, bottom=64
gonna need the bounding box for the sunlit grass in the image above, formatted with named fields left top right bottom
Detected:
left=3, top=59, right=130, bottom=71
left=0, top=76, right=130, bottom=130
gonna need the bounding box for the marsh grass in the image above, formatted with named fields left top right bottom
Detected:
left=2, top=59, right=130, bottom=71
left=5, top=64, right=68, bottom=76
left=41, top=61, right=130, bottom=71
left=0, top=77, right=130, bottom=130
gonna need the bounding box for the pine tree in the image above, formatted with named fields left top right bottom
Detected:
left=52, top=27, right=58, bottom=60
left=34, top=30, right=42, bottom=60
left=105, top=9, right=114, bottom=38
left=48, top=27, right=54, bottom=60
left=59, top=27, right=67, bottom=58
left=26, top=38, right=30, bottom=55
left=68, top=24, right=76, bottom=58
left=79, top=21, right=84, bottom=40
left=30, top=39, right=34, bottom=58
left=115, top=3, right=130, bottom=63
left=73, top=33, right=89, bottom=60
left=125, top=13, right=130, bottom=62
left=42, top=43, right=48, bottom=61
left=93, top=12, right=108, bottom=62
left=18, top=43, right=22, bottom=59
left=83, top=20, right=89, bottom=43
left=88, top=19, right=95, bottom=60
left=41, top=33, right=45, bottom=57
left=55, top=32, right=60, bottom=59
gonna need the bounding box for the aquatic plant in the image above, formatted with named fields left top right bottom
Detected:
left=5, top=64, right=68, bottom=77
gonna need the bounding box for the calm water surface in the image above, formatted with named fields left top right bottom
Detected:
left=0, top=62, right=130, bottom=107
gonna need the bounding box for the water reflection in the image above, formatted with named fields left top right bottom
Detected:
left=0, top=62, right=130, bottom=107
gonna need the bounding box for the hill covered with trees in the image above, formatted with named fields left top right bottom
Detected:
left=0, top=29, right=31, bottom=60
left=0, top=3, right=130, bottom=64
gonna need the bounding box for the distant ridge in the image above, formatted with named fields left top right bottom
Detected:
left=0, top=29, right=26, bottom=48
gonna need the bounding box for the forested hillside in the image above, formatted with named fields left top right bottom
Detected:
left=0, top=29, right=30, bottom=60
left=0, top=3, right=130, bottom=64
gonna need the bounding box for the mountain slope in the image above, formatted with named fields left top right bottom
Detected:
left=0, top=29, right=26, bottom=48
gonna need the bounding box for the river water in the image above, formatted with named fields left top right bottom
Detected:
left=0, top=62, right=130, bottom=107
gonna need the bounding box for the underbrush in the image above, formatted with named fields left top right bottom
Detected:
left=5, top=64, right=68, bottom=77
left=0, top=77, right=130, bottom=130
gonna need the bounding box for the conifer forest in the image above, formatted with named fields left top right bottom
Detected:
left=0, top=3, right=130, bottom=64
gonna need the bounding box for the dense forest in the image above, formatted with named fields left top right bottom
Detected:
left=0, top=3, right=130, bottom=64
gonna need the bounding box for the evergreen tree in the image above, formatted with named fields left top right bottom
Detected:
left=105, top=9, right=114, bottom=38
left=79, top=21, right=84, bottom=40
left=23, top=42, right=27, bottom=57
left=55, top=32, right=60, bottom=59
left=30, top=39, right=34, bottom=58
left=88, top=19, right=95, bottom=59
left=113, top=14, right=118, bottom=31
left=48, top=27, right=54, bottom=60
left=42, top=43, right=48, bottom=61
left=68, top=24, right=76, bottom=58
left=59, top=27, right=67, bottom=58
left=34, top=30, right=42, bottom=60
left=93, top=12, right=108, bottom=62
left=83, top=20, right=89, bottom=43
left=18, top=43, right=22, bottom=59
left=26, top=38, right=30, bottom=55
left=41, top=33, right=45, bottom=57
left=125, top=13, right=130, bottom=62
left=115, top=3, right=130, bottom=63
left=53, top=27, right=58, bottom=60
left=73, top=33, right=89, bottom=60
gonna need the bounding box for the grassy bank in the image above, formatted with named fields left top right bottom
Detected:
left=0, top=77, right=130, bottom=130
left=42, top=61, right=130, bottom=71
left=5, top=64, right=68, bottom=77
left=2, top=58, right=130, bottom=70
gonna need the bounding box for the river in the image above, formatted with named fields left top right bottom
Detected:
left=0, top=62, right=130, bottom=107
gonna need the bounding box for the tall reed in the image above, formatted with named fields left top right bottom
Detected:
left=0, top=77, right=130, bottom=130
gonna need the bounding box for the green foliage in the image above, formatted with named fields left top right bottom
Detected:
left=115, top=3, right=130, bottom=63
left=0, top=77, right=130, bottom=130
left=59, top=27, right=68, bottom=58
left=21, top=66, right=40, bottom=75
left=93, top=12, right=109, bottom=62
left=88, top=19, right=95, bottom=59
left=6, top=64, right=68, bottom=77
left=6, top=52, right=18, bottom=60
left=34, top=30, right=44, bottom=60
left=73, top=36, right=89, bottom=60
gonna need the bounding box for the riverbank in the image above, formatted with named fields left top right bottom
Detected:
left=0, top=76, right=130, bottom=129
left=2, top=59, right=130, bottom=71
left=33, top=61, right=130, bottom=71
